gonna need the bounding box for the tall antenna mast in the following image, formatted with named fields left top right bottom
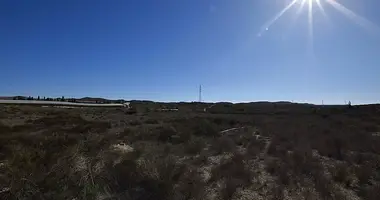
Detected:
left=199, top=85, right=202, bottom=102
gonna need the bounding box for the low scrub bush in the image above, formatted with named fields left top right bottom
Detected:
left=129, top=120, right=142, bottom=126
left=357, top=184, right=380, bottom=200
left=184, top=137, right=206, bottom=155
left=210, top=153, right=251, bottom=183
left=157, top=126, right=178, bottom=142
left=331, top=163, right=352, bottom=186
left=210, top=153, right=253, bottom=199
left=156, top=125, right=191, bottom=144
left=192, top=118, right=219, bottom=137
left=313, top=171, right=335, bottom=199
left=210, top=153, right=252, bottom=198
left=356, top=164, right=373, bottom=185
left=270, top=185, right=285, bottom=200
left=245, top=137, right=265, bottom=157
left=145, top=118, right=159, bottom=124
left=265, top=159, right=291, bottom=185
left=211, top=136, right=236, bottom=154
left=173, top=168, right=206, bottom=200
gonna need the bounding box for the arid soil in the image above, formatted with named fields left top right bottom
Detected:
left=0, top=103, right=380, bottom=200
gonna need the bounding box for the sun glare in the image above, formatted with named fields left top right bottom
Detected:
left=258, top=0, right=379, bottom=55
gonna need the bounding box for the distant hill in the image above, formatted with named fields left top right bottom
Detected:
left=78, top=97, right=109, bottom=102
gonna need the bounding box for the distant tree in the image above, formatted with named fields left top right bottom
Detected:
left=61, top=96, right=65, bottom=102
left=37, top=96, right=40, bottom=100
left=43, top=96, right=46, bottom=101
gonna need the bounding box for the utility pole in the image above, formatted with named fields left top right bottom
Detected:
left=199, top=85, right=202, bottom=103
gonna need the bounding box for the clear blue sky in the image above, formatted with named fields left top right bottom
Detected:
left=1, top=0, right=380, bottom=104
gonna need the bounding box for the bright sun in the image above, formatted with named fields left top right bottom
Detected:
left=299, top=0, right=320, bottom=5
left=256, top=0, right=380, bottom=58
left=258, top=0, right=379, bottom=40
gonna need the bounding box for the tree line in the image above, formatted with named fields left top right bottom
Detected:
left=13, top=96, right=77, bottom=102
left=12, top=96, right=125, bottom=104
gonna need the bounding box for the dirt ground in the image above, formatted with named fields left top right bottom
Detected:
left=0, top=103, right=380, bottom=200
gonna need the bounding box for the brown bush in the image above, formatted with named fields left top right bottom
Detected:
left=214, top=154, right=252, bottom=199
left=191, top=151, right=209, bottom=165
left=173, top=168, right=206, bottom=200
left=145, top=118, right=159, bottom=124
left=100, top=154, right=188, bottom=200
left=356, top=164, right=373, bottom=185
left=210, top=153, right=252, bottom=198
left=222, top=177, right=244, bottom=200
left=184, top=137, right=206, bottom=155
left=267, top=136, right=292, bottom=158
left=358, top=184, right=380, bottom=200
left=31, top=114, right=84, bottom=127
left=157, top=125, right=178, bottom=142
left=265, top=159, right=291, bottom=186
left=265, top=159, right=279, bottom=175
left=313, top=171, right=334, bottom=199
left=211, top=136, right=236, bottom=154
left=270, top=185, right=285, bottom=200
left=129, top=120, right=142, bottom=126
left=0, top=122, right=11, bottom=134
left=331, top=163, right=352, bottom=186
left=191, top=118, right=219, bottom=137
left=245, top=137, right=265, bottom=157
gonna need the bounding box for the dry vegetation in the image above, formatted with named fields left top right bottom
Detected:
left=1, top=102, right=380, bottom=200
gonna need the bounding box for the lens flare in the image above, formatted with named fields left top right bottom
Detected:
left=325, top=0, right=380, bottom=34
left=257, top=0, right=298, bottom=37
left=308, top=0, right=314, bottom=52
left=258, top=0, right=379, bottom=55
